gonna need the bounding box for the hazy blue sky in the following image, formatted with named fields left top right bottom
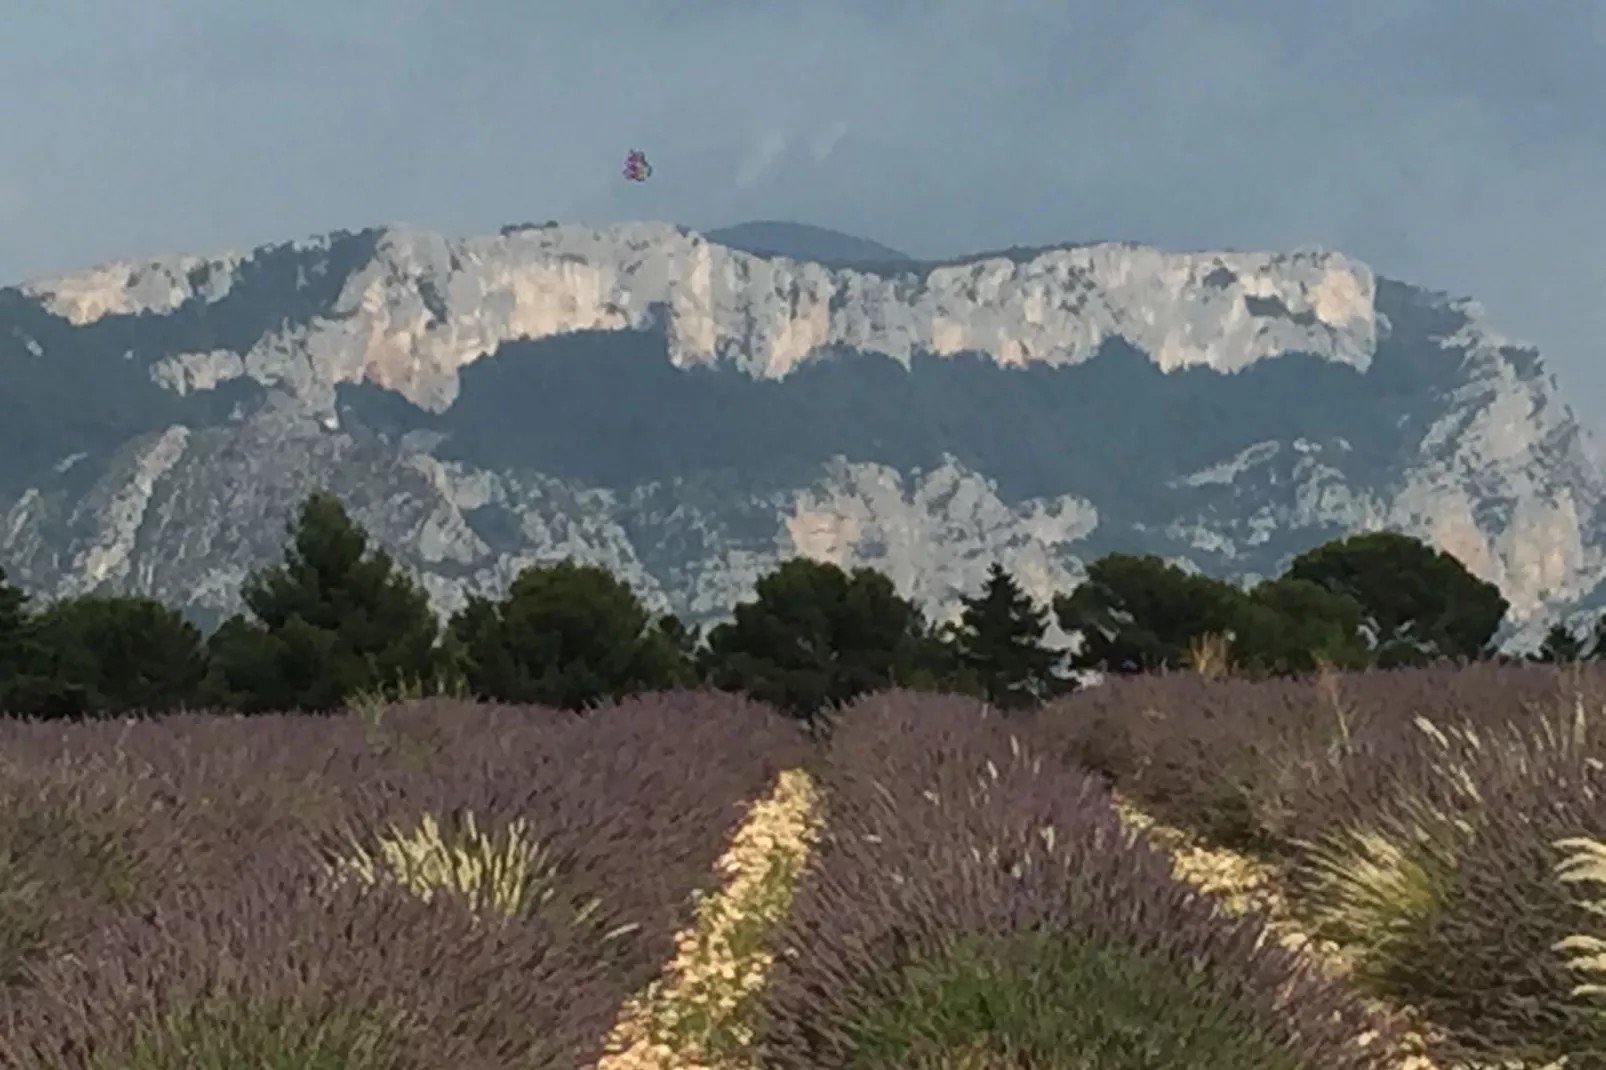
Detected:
left=5, top=1, right=1604, bottom=421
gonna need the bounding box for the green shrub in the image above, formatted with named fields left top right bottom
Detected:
left=81, top=994, right=407, bottom=1070
left=0, top=789, right=146, bottom=987
left=837, top=928, right=1320, bottom=1070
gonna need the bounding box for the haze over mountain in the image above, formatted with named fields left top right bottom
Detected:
left=1, top=219, right=1600, bottom=649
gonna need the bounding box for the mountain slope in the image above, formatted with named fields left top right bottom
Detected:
left=1, top=221, right=1599, bottom=644
left=703, top=220, right=910, bottom=265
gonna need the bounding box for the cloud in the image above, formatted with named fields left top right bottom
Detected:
left=734, top=130, right=790, bottom=190
left=808, top=121, right=849, bottom=164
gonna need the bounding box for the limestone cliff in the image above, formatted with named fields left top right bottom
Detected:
left=1, top=220, right=1600, bottom=645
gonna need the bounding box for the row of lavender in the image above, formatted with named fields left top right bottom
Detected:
left=1044, top=662, right=1606, bottom=1068
left=0, top=696, right=813, bottom=1069
left=0, top=667, right=1602, bottom=1068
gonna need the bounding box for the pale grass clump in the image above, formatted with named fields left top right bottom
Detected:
left=327, top=809, right=565, bottom=922
left=344, top=668, right=471, bottom=725
left=1186, top=632, right=1235, bottom=679
left=1111, top=793, right=1502, bottom=1070
left=1294, top=793, right=1475, bottom=979
left=1285, top=711, right=1492, bottom=977
left=1293, top=702, right=1604, bottom=1069
left=1552, top=833, right=1606, bottom=1070
left=1088, top=677, right=1602, bottom=1070
left=600, top=768, right=823, bottom=1070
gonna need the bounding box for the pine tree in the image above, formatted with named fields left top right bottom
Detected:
left=952, top=563, right=1067, bottom=710
left=29, top=594, right=208, bottom=715
left=701, top=559, right=933, bottom=720
left=1584, top=614, right=1606, bottom=661
left=205, top=491, right=443, bottom=712
left=0, top=568, right=30, bottom=674
left=448, top=559, right=689, bottom=710
left=0, top=569, right=85, bottom=719
left=1534, top=622, right=1585, bottom=664
left=0, top=568, right=41, bottom=713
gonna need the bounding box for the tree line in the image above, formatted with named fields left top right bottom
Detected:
left=0, top=488, right=1561, bottom=722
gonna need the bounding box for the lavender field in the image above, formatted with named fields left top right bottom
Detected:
left=3, top=668, right=1605, bottom=1070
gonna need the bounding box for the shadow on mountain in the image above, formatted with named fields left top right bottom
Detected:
left=704, top=221, right=911, bottom=266
left=0, top=305, right=266, bottom=501
left=3, top=230, right=380, bottom=360
left=337, top=278, right=1466, bottom=521
left=0, top=230, right=381, bottom=498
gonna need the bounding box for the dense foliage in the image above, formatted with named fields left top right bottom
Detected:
left=201, top=491, right=444, bottom=712
left=447, top=560, right=692, bottom=709
left=0, top=489, right=1556, bottom=719
left=699, top=558, right=943, bottom=719
left=1281, top=531, right=1510, bottom=665
left=949, top=562, right=1071, bottom=708
left=27, top=595, right=208, bottom=716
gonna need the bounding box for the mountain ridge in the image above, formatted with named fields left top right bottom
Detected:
left=1, top=219, right=1600, bottom=647
left=702, top=220, right=912, bottom=265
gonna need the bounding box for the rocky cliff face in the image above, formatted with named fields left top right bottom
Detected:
left=2, top=220, right=1601, bottom=644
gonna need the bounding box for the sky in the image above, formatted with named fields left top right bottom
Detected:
left=5, top=1, right=1605, bottom=422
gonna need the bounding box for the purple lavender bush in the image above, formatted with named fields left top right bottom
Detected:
left=752, top=691, right=1399, bottom=1070
left=314, top=691, right=815, bottom=992
left=0, top=851, right=624, bottom=1070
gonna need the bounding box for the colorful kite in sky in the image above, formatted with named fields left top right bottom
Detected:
left=623, top=149, right=653, bottom=182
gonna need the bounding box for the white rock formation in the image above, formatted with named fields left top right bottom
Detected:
left=5, top=222, right=1603, bottom=643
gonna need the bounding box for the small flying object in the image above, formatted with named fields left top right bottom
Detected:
left=623, top=149, right=653, bottom=182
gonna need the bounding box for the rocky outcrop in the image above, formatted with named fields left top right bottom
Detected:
left=21, top=223, right=1377, bottom=404
left=2, top=221, right=1601, bottom=644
